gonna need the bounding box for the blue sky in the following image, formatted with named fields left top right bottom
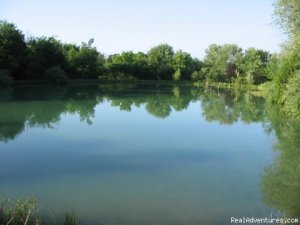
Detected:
left=0, top=0, right=284, bottom=58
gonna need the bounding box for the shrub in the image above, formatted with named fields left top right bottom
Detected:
left=191, top=71, right=199, bottom=81
left=173, top=69, right=181, bottom=81
left=283, top=71, right=300, bottom=119
left=44, top=66, right=68, bottom=84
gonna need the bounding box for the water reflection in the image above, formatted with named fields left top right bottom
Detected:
left=0, top=82, right=267, bottom=142
left=261, top=104, right=300, bottom=221
left=0, top=82, right=299, bottom=223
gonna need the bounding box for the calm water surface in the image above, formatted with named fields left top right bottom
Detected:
left=0, top=82, right=299, bottom=225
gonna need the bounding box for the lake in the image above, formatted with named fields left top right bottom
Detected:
left=0, top=82, right=299, bottom=225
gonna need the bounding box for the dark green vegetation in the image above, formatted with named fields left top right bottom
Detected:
left=0, top=22, right=272, bottom=84
left=0, top=198, right=77, bottom=225
left=0, top=23, right=104, bottom=83
left=264, top=0, right=300, bottom=120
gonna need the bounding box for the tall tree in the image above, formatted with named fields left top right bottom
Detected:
left=274, top=0, right=300, bottom=36
left=148, top=44, right=175, bottom=80
left=26, top=37, right=66, bottom=79
left=172, top=50, right=196, bottom=80
left=270, top=0, right=300, bottom=106
left=65, top=39, right=104, bottom=79
left=0, top=21, right=27, bottom=79
left=242, top=48, right=271, bottom=84
left=202, top=44, right=243, bottom=82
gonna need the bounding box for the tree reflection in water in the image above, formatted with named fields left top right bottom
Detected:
left=0, top=82, right=299, bottom=220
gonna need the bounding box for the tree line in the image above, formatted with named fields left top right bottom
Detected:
left=0, top=21, right=274, bottom=85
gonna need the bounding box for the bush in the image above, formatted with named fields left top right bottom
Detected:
left=191, top=71, right=204, bottom=82
left=173, top=69, right=181, bottom=81
left=283, top=71, right=300, bottom=119
left=0, top=69, right=13, bottom=85
left=44, top=66, right=68, bottom=84
left=191, top=71, right=199, bottom=81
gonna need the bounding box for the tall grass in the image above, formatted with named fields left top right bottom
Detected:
left=0, top=198, right=77, bottom=225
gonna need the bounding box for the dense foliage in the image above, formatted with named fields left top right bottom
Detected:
left=1, top=21, right=275, bottom=85
left=0, top=21, right=104, bottom=82
left=268, top=0, right=300, bottom=119
left=0, top=22, right=26, bottom=79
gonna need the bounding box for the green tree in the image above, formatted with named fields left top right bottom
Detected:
left=282, top=71, right=300, bottom=119
left=202, top=44, right=243, bottom=82
left=44, top=66, right=68, bottom=85
left=242, top=48, right=271, bottom=84
left=0, top=69, right=13, bottom=85
left=274, top=0, right=300, bottom=36
left=104, top=52, right=135, bottom=80
left=0, top=21, right=27, bottom=80
left=269, top=0, right=300, bottom=107
left=173, top=69, right=181, bottom=81
left=65, top=39, right=104, bottom=79
left=104, top=51, right=150, bottom=80
left=132, top=52, right=152, bottom=79
left=172, top=50, right=195, bottom=80
left=148, top=44, right=174, bottom=80
left=26, top=37, right=66, bottom=80
left=191, top=71, right=200, bottom=82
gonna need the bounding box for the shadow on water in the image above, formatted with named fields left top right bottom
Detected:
left=0, top=82, right=299, bottom=223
